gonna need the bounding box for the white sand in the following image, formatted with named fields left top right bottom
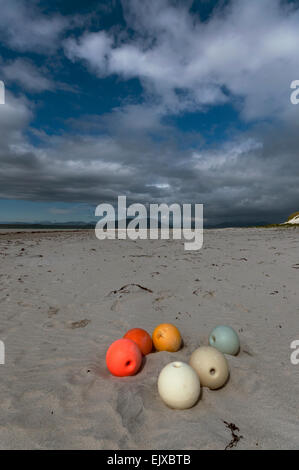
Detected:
left=0, top=228, right=299, bottom=449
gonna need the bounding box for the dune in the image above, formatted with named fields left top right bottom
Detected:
left=284, top=212, right=299, bottom=225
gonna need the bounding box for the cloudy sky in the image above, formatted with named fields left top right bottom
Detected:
left=0, top=0, right=299, bottom=225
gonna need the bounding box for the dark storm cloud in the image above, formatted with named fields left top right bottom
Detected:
left=1, top=95, right=298, bottom=224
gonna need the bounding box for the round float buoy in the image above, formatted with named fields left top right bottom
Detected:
left=209, top=325, right=240, bottom=356
left=158, top=361, right=200, bottom=409
left=106, top=338, right=142, bottom=377
left=152, top=323, right=181, bottom=352
left=190, top=346, right=229, bottom=390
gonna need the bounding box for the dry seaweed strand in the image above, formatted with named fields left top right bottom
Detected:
left=109, top=283, right=153, bottom=295
left=223, top=421, right=243, bottom=450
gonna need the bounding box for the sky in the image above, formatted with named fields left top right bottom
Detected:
left=0, top=0, right=299, bottom=225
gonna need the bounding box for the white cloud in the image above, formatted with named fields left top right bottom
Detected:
left=64, top=0, right=299, bottom=119
left=192, top=138, right=263, bottom=171
left=0, top=91, right=32, bottom=143
left=1, top=59, right=54, bottom=92
left=65, top=31, right=113, bottom=74
left=0, top=0, right=80, bottom=53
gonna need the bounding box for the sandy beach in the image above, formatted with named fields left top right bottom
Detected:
left=0, top=227, right=299, bottom=450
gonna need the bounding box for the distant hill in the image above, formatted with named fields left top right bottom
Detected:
left=0, top=218, right=269, bottom=230
left=0, top=222, right=96, bottom=230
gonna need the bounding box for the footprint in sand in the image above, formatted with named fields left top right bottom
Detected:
left=48, top=306, right=59, bottom=318
left=152, top=290, right=174, bottom=311
left=67, top=365, right=96, bottom=386
left=66, top=319, right=91, bottom=329
left=42, top=318, right=91, bottom=330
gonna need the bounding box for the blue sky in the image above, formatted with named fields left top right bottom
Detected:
left=0, top=0, right=299, bottom=224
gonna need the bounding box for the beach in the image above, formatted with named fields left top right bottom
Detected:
left=0, top=227, right=299, bottom=449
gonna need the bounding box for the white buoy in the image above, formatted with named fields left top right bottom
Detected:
left=190, top=346, right=229, bottom=390
left=158, top=361, right=201, bottom=409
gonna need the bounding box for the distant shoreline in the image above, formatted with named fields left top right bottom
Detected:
left=0, top=225, right=298, bottom=238
left=0, top=221, right=288, bottom=231
left=0, top=224, right=96, bottom=230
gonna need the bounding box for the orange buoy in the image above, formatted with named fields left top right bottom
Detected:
left=124, top=328, right=153, bottom=355
left=106, top=338, right=142, bottom=377
left=152, top=323, right=182, bottom=352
